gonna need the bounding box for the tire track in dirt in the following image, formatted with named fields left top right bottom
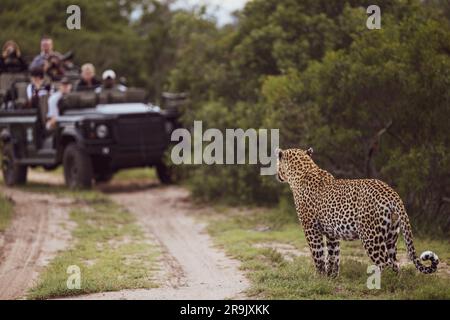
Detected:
left=0, top=186, right=74, bottom=299
left=72, top=185, right=249, bottom=300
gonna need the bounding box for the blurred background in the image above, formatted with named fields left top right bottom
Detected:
left=0, top=0, right=449, bottom=236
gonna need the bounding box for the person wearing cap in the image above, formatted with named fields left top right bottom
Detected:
left=46, top=77, right=72, bottom=130
left=75, top=63, right=101, bottom=91
left=26, top=67, right=51, bottom=109
left=95, top=69, right=127, bottom=93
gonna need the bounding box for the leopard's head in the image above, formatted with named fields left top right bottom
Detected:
left=276, top=147, right=315, bottom=183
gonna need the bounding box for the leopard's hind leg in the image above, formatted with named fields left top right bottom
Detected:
left=385, top=211, right=400, bottom=273
left=361, top=236, right=391, bottom=272
left=360, top=217, right=393, bottom=272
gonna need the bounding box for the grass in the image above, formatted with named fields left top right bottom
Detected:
left=204, top=206, right=450, bottom=300
left=113, top=168, right=156, bottom=182
left=31, top=166, right=157, bottom=183
left=0, top=169, right=161, bottom=299
left=0, top=155, right=14, bottom=232
left=24, top=184, right=160, bottom=299
left=0, top=193, right=13, bottom=232
left=18, top=180, right=109, bottom=203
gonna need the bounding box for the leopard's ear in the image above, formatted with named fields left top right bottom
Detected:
left=306, top=147, right=314, bottom=157
left=275, top=147, right=283, bottom=160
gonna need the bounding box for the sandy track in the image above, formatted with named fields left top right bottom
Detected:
left=73, top=185, right=249, bottom=300
left=1, top=171, right=249, bottom=300
left=0, top=186, right=74, bottom=300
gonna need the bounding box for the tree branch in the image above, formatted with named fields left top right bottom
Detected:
left=366, top=120, right=393, bottom=178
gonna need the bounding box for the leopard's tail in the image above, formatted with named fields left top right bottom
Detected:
left=397, top=204, right=439, bottom=274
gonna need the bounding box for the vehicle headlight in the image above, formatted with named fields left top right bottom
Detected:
left=96, top=124, right=109, bottom=139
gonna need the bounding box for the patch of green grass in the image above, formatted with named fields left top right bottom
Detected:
left=18, top=180, right=109, bottom=203
left=0, top=194, right=13, bottom=232
left=113, top=168, right=156, bottom=182
left=205, top=206, right=450, bottom=300
left=28, top=193, right=160, bottom=299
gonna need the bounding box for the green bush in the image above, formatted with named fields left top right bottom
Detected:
left=168, top=0, right=450, bottom=236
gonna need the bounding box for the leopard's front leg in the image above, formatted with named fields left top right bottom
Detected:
left=326, top=237, right=340, bottom=277
left=304, top=228, right=326, bottom=274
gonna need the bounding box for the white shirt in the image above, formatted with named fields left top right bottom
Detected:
left=26, top=83, right=50, bottom=100
left=47, top=91, right=63, bottom=118
left=95, top=84, right=127, bottom=94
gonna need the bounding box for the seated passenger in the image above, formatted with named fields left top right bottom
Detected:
left=0, top=40, right=27, bottom=73
left=29, top=36, right=62, bottom=71
left=75, top=63, right=101, bottom=91
left=45, top=53, right=65, bottom=82
left=46, top=77, right=72, bottom=130
left=26, top=68, right=51, bottom=109
left=95, top=69, right=127, bottom=93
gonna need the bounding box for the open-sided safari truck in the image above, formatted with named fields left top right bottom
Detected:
left=0, top=72, right=176, bottom=188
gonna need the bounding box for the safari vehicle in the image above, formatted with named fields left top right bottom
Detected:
left=0, top=72, right=176, bottom=188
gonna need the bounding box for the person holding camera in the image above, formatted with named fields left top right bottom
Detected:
left=0, top=40, right=27, bottom=73
left=29, top=36, right=62, bottom=70
left=45, top=53, right=65, bottom=82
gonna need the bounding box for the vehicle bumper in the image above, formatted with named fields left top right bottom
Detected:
left=83, top=143, right=167, bottom=169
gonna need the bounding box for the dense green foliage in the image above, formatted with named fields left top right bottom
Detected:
left=1, top=0, right=448, bottom=235
left=166, top=0, right=450, bottom=236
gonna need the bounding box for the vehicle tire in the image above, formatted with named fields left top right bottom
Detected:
left=63, top=143, right=93, bottom=189
left=156, top=162, right=172, bottom=184
left=1, top=144, right=27, bottom=186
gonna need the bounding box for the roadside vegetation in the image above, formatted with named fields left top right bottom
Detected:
left=0, top=193, right=13, bottom=232
left=170, top=0, right=450, bottom=237
left=21, top=181, right=160, bottom=299
left=113, top=168, right=156, bottom=182
left=32, top=166, right=157, bottom=185
left=0, top=152, right=14, bottom=232
left=203, top=204, right=450, bottom=299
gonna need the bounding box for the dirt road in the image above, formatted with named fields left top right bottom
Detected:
left=0, top=185, right=74, bottom=300
left=74, top=184, right=249, bottom=300
left=0, top=172, right=249, bottom=300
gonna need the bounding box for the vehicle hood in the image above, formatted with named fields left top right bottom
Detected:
left=64, top=103, right=161, bottom=117
left=97, top=103, right=161, bottom=115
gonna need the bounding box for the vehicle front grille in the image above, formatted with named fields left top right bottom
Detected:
left=115, top=115, right=166, bottom=146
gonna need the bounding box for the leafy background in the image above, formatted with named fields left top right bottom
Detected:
left=0, top=0, right=449, bottom=236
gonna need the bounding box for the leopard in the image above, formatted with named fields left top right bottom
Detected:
left=276, top=147, right=439, bottom=277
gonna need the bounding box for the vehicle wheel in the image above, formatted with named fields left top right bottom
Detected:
left=1, top=144, right=27, bottom=186
left=63, top=143, right=93, bottom=189
left=95, top=172, right=114, bottom=184
left=156, top=162, right=172, bottom=184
